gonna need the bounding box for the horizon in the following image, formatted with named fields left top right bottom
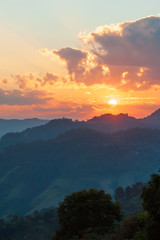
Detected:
left=1, top=1, right=160, bottom=119
left=0, top=107, right=159, bottom=121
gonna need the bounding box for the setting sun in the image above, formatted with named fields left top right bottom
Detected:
left=108, top=99, right=117, bottom=105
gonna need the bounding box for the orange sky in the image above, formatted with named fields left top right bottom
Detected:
left=1, top=15, right=160, bottom=119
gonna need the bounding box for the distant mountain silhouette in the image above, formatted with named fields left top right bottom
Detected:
left=0, top=118, right=49, bottom=137
left=0, top=118, right=84, bottom=150
left=142, top=108, right=160, bottom=128
left=1, top=109, right=160, bottom=150
left=87, top=113, right=142, bottom=132
left=0, top=127, right=159, bottom=217
left=146, top=108, right=160, bottom=118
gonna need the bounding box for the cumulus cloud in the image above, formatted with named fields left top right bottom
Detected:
left=0, top=89, right=50, bottom=105
left=42, top=15, right=160, bottom=90
left=53, top=47, right=109, bottom=85
left=81, top=16, right=160, bottom=88
left=54, top=47, right=87, bottom=75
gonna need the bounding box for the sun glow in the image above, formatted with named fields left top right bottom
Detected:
left=108, top=99, right=117, bottom=105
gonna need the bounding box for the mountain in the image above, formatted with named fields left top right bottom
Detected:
left=87, top=113, right=143, bottom=132
left=1, top=109, right=160, bottom=150
left=0, top=118, right=49, bottom=137
left=0, top=127, right=159, bottom=217
left=0, top=118, right=84, bottom=150
left=143, top=108, right=160, bottom=127
left=146, top=108, right=160, bottom=118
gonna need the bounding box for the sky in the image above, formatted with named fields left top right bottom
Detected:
left=1, top=0, right=160, bottom=119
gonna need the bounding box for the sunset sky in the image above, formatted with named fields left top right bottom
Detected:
left=1, top=0, right=160, bottom=119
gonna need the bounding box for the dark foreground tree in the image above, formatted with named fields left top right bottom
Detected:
left=51, top=188, right=122, bottom=240
left=116, top=212, right=148, bottom=240
left=114, top=170, right=160, bottom=240
left=141, top=172, right=160, bottom=240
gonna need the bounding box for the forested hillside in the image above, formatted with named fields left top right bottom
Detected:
left=0, top=182, right=144, bottom=240
left=0, top=128, right=159, bottom=217
left=0, top=208, right=58, bottom=240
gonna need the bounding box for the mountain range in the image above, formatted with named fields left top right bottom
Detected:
left=0, top=109, right=160, bottom=217
left=1, top=109, right=160, bottom=150
left=0, top=118, right=49, bottom=137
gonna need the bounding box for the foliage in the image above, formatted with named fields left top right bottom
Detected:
left=0, top=208, right=58, bottom=240
left=51, top=188, right=123, bottom=240
left=114, top=182, right=143, bottom=216
left=113, top=171, right=160, bottom=240
left=141, top=172, right=160, bottom=240
left=116, top=212, right=148, bottom=240
left=0, top=128, right=159, bottom=216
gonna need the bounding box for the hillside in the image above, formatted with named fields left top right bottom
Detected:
left=0, top=118, right=49, bottom=137
left=1, top=109, right=160, bottom=150
left=0, top=118, right=84, bottom=150
left=0, top=127, right=159, bottom=217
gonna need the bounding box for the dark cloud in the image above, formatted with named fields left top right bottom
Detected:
left=53, top=47, right=108, bottom=85
left=54, top=47, right=87, bottom=75
left=15, top=72, right=62, bottom=88
left=0, top=89, right=50, bottom=105
left=34, top=102, right=93, bottom=114
left=34, top=106, right=72, bottom=113
left=42, top=72, right=58, bottom=86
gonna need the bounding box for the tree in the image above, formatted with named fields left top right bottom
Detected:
left=141, top=172, right=160, bottom=240
left=114, top=187, right=125, bottom=200
left=114, top=182, right=143, bottom=217
left=51, top=188, right=123, bottom=240
left=116, top=212, right=148, bottom=240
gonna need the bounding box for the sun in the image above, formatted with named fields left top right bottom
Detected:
left=108, top=99, right=117, bottom=105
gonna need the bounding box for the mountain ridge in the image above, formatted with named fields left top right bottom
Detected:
left=0, top=108, right=160, bottom=150
left=0, top=118, right=49, bottom=137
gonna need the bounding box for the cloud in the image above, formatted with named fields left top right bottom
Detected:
left=42, top=15, right=160, bottom=90
left=0, top=89, right=50, bottom=105
left=82, top=17, right=160, bottom=67
left=81, top=16, right=160, bottom=88
left=34, top=106, right=72, bottom=113
left=34, top=102, right=93, bottom=113
left=42, top=72, right=59, bottom=86
left=15, top=72, right=63, bottom=89
left=54, top=47, right=87, bottom=75
left=53, top=47, right=109, bottom=85
left=2, top=79, right=8, bottom=84
left=33, top=102, right=95, bottom=120
left=16, top=74, right=33, bottom=89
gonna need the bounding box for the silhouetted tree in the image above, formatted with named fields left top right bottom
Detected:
left=141, top=171, right=160, bottom=240
left=51, top=188, right=123, bottom=240
left=114, top=187, right=125, bottom=200
left=116, top=212, right=148, bottom=240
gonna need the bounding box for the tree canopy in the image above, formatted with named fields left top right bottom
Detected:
left=51, top=188, right=122, bottom=240
left=141, top=172, right=160, bottom=240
